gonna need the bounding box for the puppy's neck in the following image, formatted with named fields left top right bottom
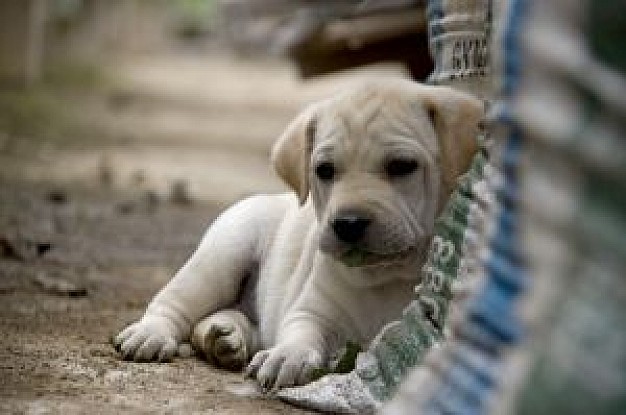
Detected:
left=327, top=249, right=424, bottom=288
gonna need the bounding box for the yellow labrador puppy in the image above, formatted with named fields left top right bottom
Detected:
left=114, top=80, right=482, bottom=391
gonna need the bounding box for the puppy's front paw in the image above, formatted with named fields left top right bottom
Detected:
left=113, top=316, right=179, bottom=362
left=246, top=345, right=323, bottom=391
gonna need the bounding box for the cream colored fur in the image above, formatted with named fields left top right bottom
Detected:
left=114, top=80, right=482, bottom=391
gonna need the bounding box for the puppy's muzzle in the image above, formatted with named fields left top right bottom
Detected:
left=332, top=212, right=372, bottom=244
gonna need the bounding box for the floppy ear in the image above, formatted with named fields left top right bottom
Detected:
left=271, top=103, right=319, bottom=205
left=423, top=87, right=484, bottom=200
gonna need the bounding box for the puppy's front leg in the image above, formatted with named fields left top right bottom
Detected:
left=114, top=195, right=290, bottom=362
left=247, top=261, right=346, bottom=390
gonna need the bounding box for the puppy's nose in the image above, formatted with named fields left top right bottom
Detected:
left=332, top=214, right=371, bottom=244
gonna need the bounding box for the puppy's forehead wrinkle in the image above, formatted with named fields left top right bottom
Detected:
left=377, top=135, right=431, bottom=158
left=312, top=140, right=339, bottom=163
left=346, top=102, right=383, bottom=132
left=322, top=95, right=434, bottom=142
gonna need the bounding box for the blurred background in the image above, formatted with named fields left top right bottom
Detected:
left=0, top=0, right=432, bottom=206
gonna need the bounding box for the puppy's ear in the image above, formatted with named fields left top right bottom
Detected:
left=271, top=104, right=319, bottom=205
left=423, top=87, right=484, bottom=199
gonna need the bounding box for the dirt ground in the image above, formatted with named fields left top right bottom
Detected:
left=0, top=50, right=407, bottom=413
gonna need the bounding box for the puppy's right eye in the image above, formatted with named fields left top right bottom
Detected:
left=385, top=158, right=419, bottom=178
left=315, top=162, right=335, bottom=182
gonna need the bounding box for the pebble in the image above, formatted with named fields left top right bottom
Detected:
left=33, top=272, right=88, bottom=297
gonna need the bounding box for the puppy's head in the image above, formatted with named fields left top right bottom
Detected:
left=272, top=80, right=483, bottom=269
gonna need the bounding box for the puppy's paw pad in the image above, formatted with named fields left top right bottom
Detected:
left=203, top=322, right=247, bottom=369
left=209, top=323, right=234, bottom=337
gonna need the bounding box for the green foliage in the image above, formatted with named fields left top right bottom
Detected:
left=44, top=62, right=108, bottom=90
left=0, top=89, right=60, bottom=139
left=174, top=0, right=217, bottom=39
left=310, top=341, right=362, bottom=381
left=0, top=61, right=107, bottom=144
left=178, top=0, right=215, bottom=16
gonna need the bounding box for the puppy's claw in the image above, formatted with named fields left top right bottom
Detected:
left=262, top=379, right=272, bottom=392
left=157, top=339, right=177, bottom=363
left=249, top=346, right=324, bottom=391
left=245, top=350, right=269, bottom=379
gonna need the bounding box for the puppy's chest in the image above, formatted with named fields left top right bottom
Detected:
left=341, top=279, right=417, bottom=344
left=254, top=217, right=318, bottom=342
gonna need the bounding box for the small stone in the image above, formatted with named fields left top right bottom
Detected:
left=142, top=190, right=160, bottom=212
left=98, top=155, right=115, bottom=187
left=0, top=236, right=52, bottom=261
left=0, top=235, right=23, bottom=261
left=34, top=272, right=87, bottom=297
left=170, top=180, right=193, bottom=206
left=47, top=189, right=68, bottom=204
left=116, top=201, right=135, bottom=215
left=35, top=242, right=52, bottom=256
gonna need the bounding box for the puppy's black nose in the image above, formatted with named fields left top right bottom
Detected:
left=332, top=214, right=371, bottom=244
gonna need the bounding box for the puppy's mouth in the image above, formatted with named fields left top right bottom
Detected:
left=338, top=245, right=417, bottom=268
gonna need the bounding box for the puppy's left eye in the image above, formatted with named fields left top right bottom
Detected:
left=385, top=158, right=419, bottom=178
left=315, top=162, right=336, bottom=182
